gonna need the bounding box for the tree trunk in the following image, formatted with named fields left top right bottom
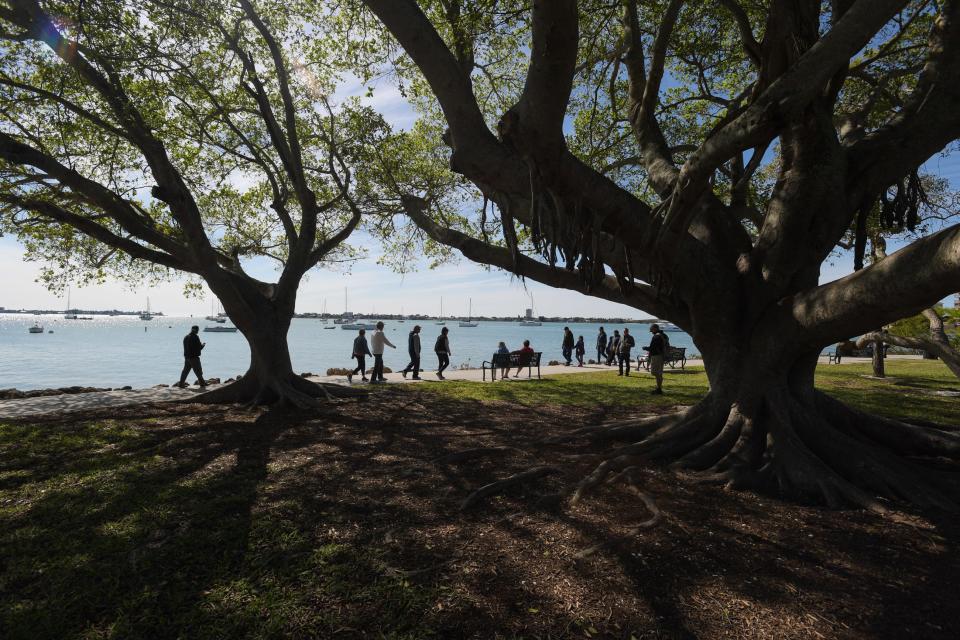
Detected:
left=571, top=338, right=960, bottom=511
left=190, top=285, right=363, bottom=407
left=872, top=338, right=885, bottom=378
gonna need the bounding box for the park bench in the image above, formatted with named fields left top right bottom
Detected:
left=482, top=351, right=542, bottom=381
left=637, top=346, right=687, bottom=371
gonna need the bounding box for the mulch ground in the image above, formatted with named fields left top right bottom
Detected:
left=8, top=389, right=960, bottom=639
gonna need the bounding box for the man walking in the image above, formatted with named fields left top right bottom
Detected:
left=370, top=321, right=396, bottom=383
left=561, top=327, right=575, bottom=365
left=643, top=323, right=667, bottom=394
left=596, top=326, right=607, bottom=364
left=606, top=329, right=620, bottom=366
left=347, top=328, right=372, bottom=383
left=618, top=327, right=636, bottom=376
left=177, top=325, right=207, bottom=388
left=401, top=325, right=422, bottom=379
left=435, top=327, right=451, bottom=379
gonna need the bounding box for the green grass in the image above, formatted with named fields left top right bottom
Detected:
left=0, top=418, right=437, bottom=640
left=410, top=360, right=960, bottom=426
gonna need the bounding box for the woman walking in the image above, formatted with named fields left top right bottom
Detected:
left=435, top=327, right=451, bottom=379
left=575, top=335, right=585, bottom=367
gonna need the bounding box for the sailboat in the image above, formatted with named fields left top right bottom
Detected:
left=28, top=320, right=44, bottom=333
left=519, top=292, right=542, bottom=326
left=459, top=298, right=478, bottom=327
left=139, top=297, right=153, bottom=321
left=334, top=287, right=353, bottom=324
left=205, top=299, right=226, bottom=322
left=435, top=297, right=446, bottom=325
left=320, top=299, right=328, bottom=323
left=398, top=305, right=405, bottom=323
left=64, top=287, right=77, bottom=319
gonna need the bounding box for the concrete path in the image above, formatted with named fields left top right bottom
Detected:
left=0, top=355, right=910, bottom=420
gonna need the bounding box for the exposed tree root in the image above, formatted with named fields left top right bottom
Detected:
left=460, top=466, right=561, bottom=511
left=571, top=388, right=959, bottom=511
left=574, top=466, right=662, bottom=559
left=188, top=373, right=366, bottom=408
left=543, top=410, right=688, bottom=444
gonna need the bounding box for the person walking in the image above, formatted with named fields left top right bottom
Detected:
left=561, top=327, right=575, bottom=365
left=575, top=335, right=585, bottom=367
left=618, top=327, right=636, bottom=376
left=434, top=327, right=451, bottom=379
left=177, top=325, right=207, bottom=388
left=606, top=329, right=620, bottom=366
left=370, top=321, right=396, bottom=383
left=643, top=323, right=667, bottom=394
left=347, top=328, right=371, bottom=383
left=596, top=326, right=607, bottom=364
left=401, top=325, right=422, bottom=379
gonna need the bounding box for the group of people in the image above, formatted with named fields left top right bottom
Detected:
left=347, top=323, right=452, bottom=383
left=593, top=324, right=667, bottom=394
left=174, top=321, right=668, bottom=394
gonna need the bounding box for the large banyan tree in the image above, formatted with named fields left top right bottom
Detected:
left=349, top=0, right=960, bottom=509
left=0, top=0, right=383, bottom=405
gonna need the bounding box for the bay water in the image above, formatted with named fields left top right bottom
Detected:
left=0, top=314, right=697, bottom=390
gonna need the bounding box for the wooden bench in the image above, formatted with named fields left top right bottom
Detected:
left=637, top=346, right=687, bottom=371
left=482, top=351, right=542, bottom=381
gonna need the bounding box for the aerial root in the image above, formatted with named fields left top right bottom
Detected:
left=459, top=466, right=561, bottom=511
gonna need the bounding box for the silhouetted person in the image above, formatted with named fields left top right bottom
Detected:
left=606, top=330, right=620, bottom=366
left=435, top=327, right=451, bottom=379
left=575, top=335, right=585, bottom=366
left=596, top=326, right=607, bottom=363
left=510, top=340, right=535, bottom=378
left=402, top=325, right=422, bottom=379
left=562, top=326, right=575, bottom=365
left=643, top=323, right=666, bottom=394
left=618, top=327, right=635, bottom=376
left=347, top=329, right=372, bottom=383
left=496, top=340, right=510, bottom=379
left=177, top=325, right=206, bottom=388
left=370, top=321, right=396, bottom=383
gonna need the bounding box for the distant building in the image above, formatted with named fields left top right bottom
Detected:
left=525, top=308, right=534, bottom=319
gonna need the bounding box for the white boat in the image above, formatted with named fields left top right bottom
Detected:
left=64, top=287, right=77, bottom=319
left=203, top=325, right=238, bottom=333
left=205, top=299, right=227, bottom=322
left=459, top=298, right=478, bottom=327
left=435, top=297, right=446, bottom=325
left=324, top=325, right=337, bottom=329
left=28, top=322, right=44, bottom=333
left=341, top=322, right=377, bottom=330
left=139, top=297, right=153, bottom=321
left=657, top=321, right=683, bottom=332
left=335, top=288, right=355, bottom=324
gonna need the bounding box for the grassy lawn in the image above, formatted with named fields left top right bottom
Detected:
left=1, top=360, right=958, bottom=639
left=413, top=359, right=960, bottom=426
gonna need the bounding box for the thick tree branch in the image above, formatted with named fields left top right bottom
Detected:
left=790, top=223, right=960, bottom=347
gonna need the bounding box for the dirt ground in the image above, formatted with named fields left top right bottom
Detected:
left=6, top=388, right=960, bottom=639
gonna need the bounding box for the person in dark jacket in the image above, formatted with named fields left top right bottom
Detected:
left=401, top=325, right=422, bottom=379
left=618, top=327, right=636, bottom=376
left=575, top=335, right=585, bottom=367
left=643, top=323, right=667, bottom=394
left=435, top=327, right=451, bottom=379
left=606, top=330, right=620, bottom=366
left=596, top=327, right=607, bottom=364
left=347, top=329, right=372, bottom=383
left=561, top=327, right=575, bottom=365
left=177, top=325, right=206, bottom=387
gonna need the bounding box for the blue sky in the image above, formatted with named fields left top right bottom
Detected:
left=2, top=64, right=958, bottom=317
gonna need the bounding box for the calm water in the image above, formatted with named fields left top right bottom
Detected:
left=0, top=314, right=697, bottom=390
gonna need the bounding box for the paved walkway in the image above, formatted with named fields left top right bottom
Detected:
left=0, top=355, right=913, bottom=420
